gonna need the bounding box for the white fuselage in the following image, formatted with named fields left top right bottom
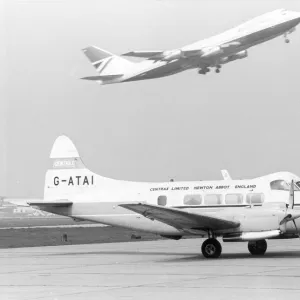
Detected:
left=103, top=9, right=300, bottom=84
left=42, top=168, right=300, bottom=236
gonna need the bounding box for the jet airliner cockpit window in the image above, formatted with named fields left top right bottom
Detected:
left=183, top=195, right=202, bottom=205
left=246, top=193, right=265, bottom=204
left=270, top=180, right=290, bottom=191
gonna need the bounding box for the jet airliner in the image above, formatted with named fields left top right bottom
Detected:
left=81, top=9, right=300, bottom=85
left=15, top=135, right=300, bottom=258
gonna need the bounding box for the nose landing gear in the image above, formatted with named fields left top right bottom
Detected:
left=284, top=29, right=295, bottom=43
left=215, top=65, right=221, bottom=73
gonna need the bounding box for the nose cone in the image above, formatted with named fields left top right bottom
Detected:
left=290, top=11, right=300, bottom=22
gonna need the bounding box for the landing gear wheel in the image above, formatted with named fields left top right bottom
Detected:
left=215, top=68, right=221, bottom=73
left=285, top=38, right=290, bottom=43
left=198, top=68, right=210, bottom=75
left=248, top=239, right=267, bottom=255
left=201, top=238, right=222, bottom=258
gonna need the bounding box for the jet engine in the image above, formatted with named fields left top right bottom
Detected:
left=161, top=49, right=183, bottom=61
left=220, top=50, right=248, bottom=64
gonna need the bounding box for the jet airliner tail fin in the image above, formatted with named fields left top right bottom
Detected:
left=82, top=47, right=114, bottom=65
left=82, top=46, right=135, bottom=78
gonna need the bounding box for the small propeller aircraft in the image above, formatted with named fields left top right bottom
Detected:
left=7, top=136, right=300, bottom=258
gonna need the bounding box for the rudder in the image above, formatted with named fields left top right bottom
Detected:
left=82, top=45, right=135, bottom=77
left=44, top=136, right=95, bottom=200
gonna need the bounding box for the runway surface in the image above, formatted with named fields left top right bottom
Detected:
left=1, top=238, right=300, bottom=300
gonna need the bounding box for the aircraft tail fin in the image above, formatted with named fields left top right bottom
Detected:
left=44, top=136, right=96, bottom=200
left=82, top=47, right=113, bottom=63
left=82, top=46, right=135, bottom=78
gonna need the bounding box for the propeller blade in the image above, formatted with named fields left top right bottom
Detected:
left=279, top=214, right=300, bottom=225
left=289, top=180, right=294, bottom=209
left=292, top=219, right=300, bottom=240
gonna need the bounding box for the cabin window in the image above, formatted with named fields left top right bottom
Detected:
left=157, top=195, right=167, bottom=206
left=183, top=195, right=202, bottom=205
left=204, top=194, right=222, bottom=205
left=225, top=194, right=243, bottom=204
left=270, top=180, right=290, bottom=191
left=246, top=193, right=264, bottom=204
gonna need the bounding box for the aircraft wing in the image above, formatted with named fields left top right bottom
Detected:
left=123, top=41, right=242, bottom=61
left=119, top=203, right=240, bottom=231
left=81, top=75, right=123, bottom=81
left=122, top=51, right=164, bottom=59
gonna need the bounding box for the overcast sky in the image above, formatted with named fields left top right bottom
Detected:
left=2, top=0, right=300, bottom=197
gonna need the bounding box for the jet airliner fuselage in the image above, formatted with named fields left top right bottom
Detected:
left=81, top=9, right=300, bottom=84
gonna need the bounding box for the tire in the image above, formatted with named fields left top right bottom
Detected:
left=248, top=239, right=267, bottom=255
left=201, top=238, right=222, bottom=258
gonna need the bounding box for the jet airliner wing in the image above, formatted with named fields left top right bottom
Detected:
left=81, top=75, right=123, bottom=81
left=122, top=51, right=164, bottom=59
left=122, top=42, right=242, bottom=60
left=120, top=203, right=240, bottom=231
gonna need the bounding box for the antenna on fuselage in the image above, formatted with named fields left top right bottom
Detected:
left=221, top=169, right=232, bottom=180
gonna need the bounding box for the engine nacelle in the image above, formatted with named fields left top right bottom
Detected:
left=162, top=49, right=183, bottom=61
left=222, top=229, right=280, bottom=242
left=220, top=50, right=248, bottom=64
left=160, top=235, right=182, bottom=240
left=201, top=46, right=223, bottom=58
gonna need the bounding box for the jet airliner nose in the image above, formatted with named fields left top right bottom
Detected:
left=290, top=11, right=300, bottom=22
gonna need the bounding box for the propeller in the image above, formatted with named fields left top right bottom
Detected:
left=279, top=180, right=300, bottom=239
left=289, top=179, right=294, bottom=209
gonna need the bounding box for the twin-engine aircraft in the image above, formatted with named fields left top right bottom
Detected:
left=81, top=9, right=300, bottom=85
left=17, top=135, right=300, bottom=258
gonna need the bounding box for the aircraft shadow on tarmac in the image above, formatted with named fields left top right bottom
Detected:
left=164, top=250, right=300, bottom=262
left=50, top=249, right=300, bottom=261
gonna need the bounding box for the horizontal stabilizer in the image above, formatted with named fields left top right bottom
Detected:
left=122, top=50, right=163, bottom=59
left=81, top=75, right=123, bottom=81
left=28, top=199, right=73, bottom=207
left=3, top=197, right=32, bottom=207
left=120, top=203, right=240, bottom=231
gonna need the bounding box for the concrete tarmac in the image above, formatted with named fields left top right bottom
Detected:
left=1, top=238, right=300, bottom=300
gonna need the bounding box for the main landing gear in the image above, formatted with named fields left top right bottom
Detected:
left=198, top=65, right=222, bottom=75
left=198, top=67, right=210, bottom=75
left=201, top=238, right=222, bottom=258
left=248, top=239, right=267, bottom=256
